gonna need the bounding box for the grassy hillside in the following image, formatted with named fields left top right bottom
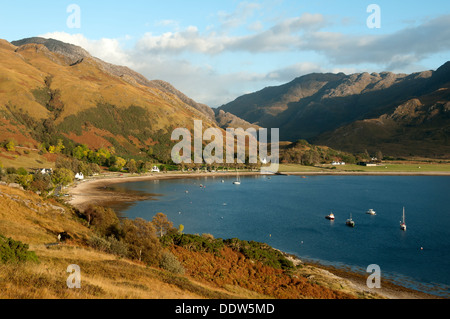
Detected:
left=0, top=38, right=219, bottom=163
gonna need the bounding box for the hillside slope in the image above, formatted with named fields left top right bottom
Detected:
left=0, top=38, right=218, bottom=158
left=218, top=63, right=450, bottom=157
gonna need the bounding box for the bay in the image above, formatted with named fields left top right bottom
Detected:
left=109, top=175, right=450, bottom=297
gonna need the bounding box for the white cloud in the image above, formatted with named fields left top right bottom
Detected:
left=135, top=13, right=326, bottom=55
left=266, top=62, right=324, bottom=82
left=39, top=32, right=133, bottom=67
left=299, top=15, right=450, bottom=67
left=37, top=13, right=450, bottom=107
left=217, top=2, right=262, bottom=31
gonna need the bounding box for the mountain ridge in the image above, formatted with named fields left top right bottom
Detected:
left=0, top=37, right=221, bottom=163
left=10, top=37, right=217, bottom=121
left=218, top=62, right=450, bottom=157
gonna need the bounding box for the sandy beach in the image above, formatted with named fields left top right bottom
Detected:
left=66, top=170, right=444, bottom=299
left=67, top=171, right=262, bottom=211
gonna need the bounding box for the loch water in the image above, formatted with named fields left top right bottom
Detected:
left=109, top=175, right=450, bottom=297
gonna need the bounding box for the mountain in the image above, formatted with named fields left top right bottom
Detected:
left=0, top=37, right=219, bottom=161
left=214, top=109, right=260, bottom=130
left=218, top=63, right=450, bottom=157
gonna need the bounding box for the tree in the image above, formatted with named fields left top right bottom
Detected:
left=83, top=205, right=120, bottom=236
left=122, top=218, right=162, bottom=265
left=113, top=157, right=127, bottom=171
left=51, top=168, right=74, bottom=186
left=97, top=148, right=111, bottom=166
left=376, top=151, right=383, bottom=161
left=126, top=159, right=137, bottom=174
left=152, top=213, right=174, bottom=238
left=72, top=144, right=89, bottom=160
left=55, top=139, right=65, bottom=153
left=30, top=172, right=53, bottom=194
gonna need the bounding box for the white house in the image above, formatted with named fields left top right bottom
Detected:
left=40, top=168, right=53, bottom=175
left=75, top=172, right=84, bottom=180
left=331, top=161, right=346, bottom=166
left=151, top=166, right=160, bottom=173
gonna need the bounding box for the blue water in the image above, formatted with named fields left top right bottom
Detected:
left=110, top=175, right=450, bottom=297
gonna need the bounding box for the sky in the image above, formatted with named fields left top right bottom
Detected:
left=1, top=0, right=450, bottom=107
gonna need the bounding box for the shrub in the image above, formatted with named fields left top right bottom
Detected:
left=6, top=167, right=17, bottom=175
left=0, top=235, right=39, bottom=264
left=107, top=236, right=128, bottom=257
left=162, top=233, right=224, bottom=254
left=88, top=236, right=111, bottom=252
left=88, top=235, right=128, bottom=257
left=16, top=167, right=28, bottom=176
left=159, top=251, right=185, bottom=275
left=5, top=140, right=15, bottom=152
left=224, top=239, right=294, bottom=270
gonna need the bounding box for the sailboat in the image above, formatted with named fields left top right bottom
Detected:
left=400, top=207, right=407, bottom=231
left=233, top=171, right=241, bottom=185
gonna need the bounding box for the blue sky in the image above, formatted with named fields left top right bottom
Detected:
left=1, top=1, right=450, bottom=106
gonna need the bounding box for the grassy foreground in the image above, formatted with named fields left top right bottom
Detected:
left=0, top=183, right=396, bottom=300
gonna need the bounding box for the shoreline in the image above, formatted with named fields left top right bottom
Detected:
left=66, top=171, right=445, bottom=299
left=67, top=170, right=450, bottom=211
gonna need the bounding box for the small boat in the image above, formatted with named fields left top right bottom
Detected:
left=366, top=209, right=376, bottom=215
left=346, top=214, right=355, bottom=227
left=400, top=207, right=407, bottom=231
left=233, top=172, right=241, bottom=185
left=325, top=213, right=335, bottom=220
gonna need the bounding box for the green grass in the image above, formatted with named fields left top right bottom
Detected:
left=334, top=163, right=450, bottom=172
left=278, top=164, right=328, bottom=172
left=279, top=163, right=450, bottom=173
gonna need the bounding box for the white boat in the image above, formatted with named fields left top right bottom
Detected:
left=233, top=172, right=241, bottom=185
left=366, top=209, right=376, bottom=215
left=325, top=213, right=335, bottom=220
left=400, top=207, right=407, bottom=231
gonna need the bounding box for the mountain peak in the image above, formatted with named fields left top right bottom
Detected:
left=12, top=37, right=91, bottom=65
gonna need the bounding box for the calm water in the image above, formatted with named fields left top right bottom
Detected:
left=110, top=175, right=450, bottom=297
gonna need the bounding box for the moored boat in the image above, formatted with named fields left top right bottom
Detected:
left=325, top=213, right=335, bottom=220
left=366, top=209, right=376, bottom=215
left=233, top=172, right=241, bottom=185
left=346, top=214, right=355, bottom=227
left=400, top=207, right=407, bottom=231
